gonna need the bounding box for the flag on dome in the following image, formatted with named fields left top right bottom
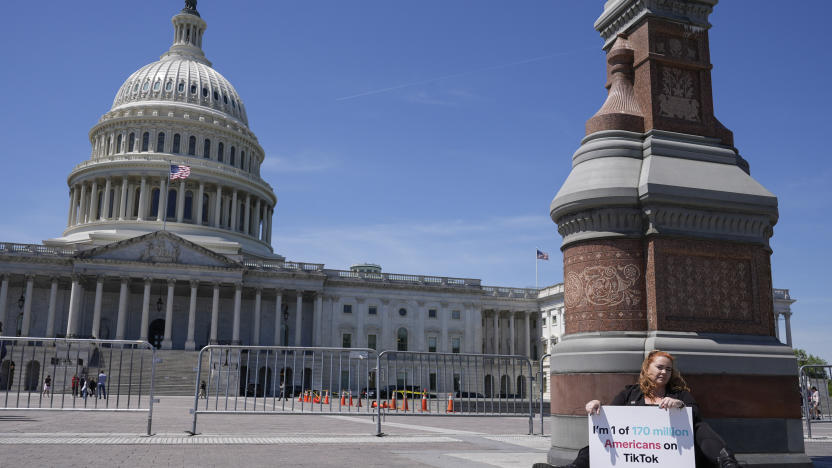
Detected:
left=536, top=249, right=549, bottom=260
left=170, top=165, right=191, bottom=180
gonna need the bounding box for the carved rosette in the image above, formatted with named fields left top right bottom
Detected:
left=563, top=239, right=647, bottom=333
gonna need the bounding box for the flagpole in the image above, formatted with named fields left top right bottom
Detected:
left=162, top=161, right=170, bottom=231
left=535, top=249, right=539, bottom=289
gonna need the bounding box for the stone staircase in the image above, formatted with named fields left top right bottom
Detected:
left=148, top=350, right=203, bottom=396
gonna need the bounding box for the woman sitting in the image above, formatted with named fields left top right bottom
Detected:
left=535, top=350, right=740, bottom=468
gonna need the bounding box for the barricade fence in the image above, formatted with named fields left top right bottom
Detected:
left=800, top=364, right=832, bottom=439
left=0, top=336, right=157, bottom=435
left=190, top=345, right=537, bottom=435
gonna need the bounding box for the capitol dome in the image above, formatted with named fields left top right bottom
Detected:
left=46, top=0, right=280, bottom=260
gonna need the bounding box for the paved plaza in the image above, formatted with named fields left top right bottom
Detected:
left=0, top=396, right=829, bottom=467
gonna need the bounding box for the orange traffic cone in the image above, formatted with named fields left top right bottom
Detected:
left=349, top=395, right=353, bottom=406
left=446, top=394, right=455, bottom=413
left=357, top=397, right=362, bottom=407
left=421, top=391, right=428, bottom=412
left=401, top=395, right=409, bottom=411
left=324, top=391, right=330, bottom=404
left=391, top=392, right=398, bottom=411
left=313, top=393, right=321, bottom=404
left=298, top=391, right=304, bottom=402
left=305, top=391, right=312, bottom=403
left=372, top=401, right=378, bottom=408
left=340, top=392, right=346, bottom=406
left=381, top=401, right=388, bottom=409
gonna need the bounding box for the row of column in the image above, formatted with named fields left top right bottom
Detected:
left=67, top=177, right=273, bottom=241
left=484, top=309, right=537, bottom=359
left=774, top=311, right=793, bottom=347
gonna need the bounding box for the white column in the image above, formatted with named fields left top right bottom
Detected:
left=294, top=291, right=303, bottom=346
left=773, top=312, right=781, bottom=341
left=232, top=283, right=242, bottom=344
left=140, top=278, right=151, bottom=341
left=473, top=306, right=483, bottom=354
left=244, top=194, right=251, bottom=235
left=118, top=177, right=129, bottom=220
left=252, top=288, right=262, bottom=345
left=252, top=199, right=261, bottom=238
left=157, top=177, right=167, bottom=221
left=125, top=182, right=136, bottom=219
left=417, top=302, right=427, bottom=351
left=356, top=298, right=365, bottom=348
left=213, top=185, right=222, bottom=228
left=116, top=277, right=129, bottom=340
left=137, top=177, right=147, bottom=221
left=559, top=309, right=566, bottom=336
left=67, top=186, right=78, bottom=227
left=45, top=277, right=59, bottom=337
left=196, top=182, right=205, bottom=225
left=524, top=312, right=531, bottom=359
left=273, top=289, right=283, bottom=346
left=176, top=179, right=186, bottom=223
left=492, top=312, right=499, bottom=354
left=20, top=275, right=34, bottom=336
left=77, top=183, right=88, bottom=223
left=0, top=274, right=9, bottom=336
left=509, top=313, right=515, bottom=355
left=381, top=299, right=390, bottom=350
left=185, top=280, right=198, bottom=350
left=785, top=312, right=793, bottom=347
left=440, top=304, right=449, bottom=353
left=546, top=309, right=553, bottom=344
left=210, top=283, right=220, bottom=343
left=66, top=276, right=83, bottom=338
left=314, top=293, right=323, bottom=346
left=102, top=177, right=112, bottom=219
left=161, top=279, right=175, bottom=349
left=89, top=180, right=99, bottom=221
left=266, top=207, right=273, bottom=241
left=230, top=190, right=238, bottom=231
left=90, top=276, right=104, bottom=338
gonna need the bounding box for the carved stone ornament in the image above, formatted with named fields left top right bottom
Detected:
left=139, top=239, right=180, bottom=263
left=564, top=264, right=642, bottom=308
left=657, top=67, right=700, bottom=121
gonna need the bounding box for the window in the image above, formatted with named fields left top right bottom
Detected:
left=429, top=373, right=437, bottom=392
left=427, top=336, right=437, bottom=353
left=184, top=191, right=193, bottom=220
left=398, top=308, right=407, bottom=317
left=542, top=318, right=546, bottom=327
left=128, top=133, right=135, bottom=152
left=241, top=151, right=246, bottom=170
left=368, top=306, right=377, bottom=316
left=142, top=81, right=150, bottom=91
left=172, top=134, right=181, bottom=153
left=190, top=83, right=197, bottom=94
left=532, top=319, right=537, bottom=329
left=106, top=137, right=112, bottom=154
left=150, top=188, right=160, bottom=215
left=165, top=81, right=173, bottom=92
left=202, top=193, right=209, bottom=223
left=396, top=328, right=408, bottom=351
left=203, top=139, right=211, bottom=159
left=167, top=189, right=176, bottom=218
left=340, top=370, right=349, bottom=392
left=342, top=333, right=352, bottom=348
left=552, top=316, right=557, bottom=326
left=153, top=81, right=161, bottom=91
left=343, top=304, right=352, bottom=314
left=428, top=309, right=437, bottom=319
left=223, top=94, right=228, bottom=104
left=202, top=87, right=208, bottom=98
left=230, top=146, right=236, bottom=166
left=156, top=132, right=165, bottom=152
left=451, top=337, right=461, bottom=354
left=452, top=310, right=461, bottom=320
left=217, top=142, right=224, bottom=162
left=116, top=134, right=122, bottom=153
left=188, top=136, right=196, bottom=155
left=367, top=334, right=377, bottom=351
left=213, top=90, right=219, bottom=101
left=178, top=81, right=185, bottom=93
left=141, top=132, right=149, bottom=152
left=453, top=374, right=461, bottom=392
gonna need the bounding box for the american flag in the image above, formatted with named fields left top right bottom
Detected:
left=170, top=165, right=191, bottom=180
left=536, top=249, right=549, bottom=260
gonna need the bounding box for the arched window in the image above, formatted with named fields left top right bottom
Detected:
left=141, top=132, right=149, bottom=152
left=241, top=151, right=245, bottom=170
left=150, top=188, right=160, bottom=216
left=167, top=189, right=177, bottom=218
left=217, top=142, right=224, bottom=162
left=107, top=189, right=115, bottom=218
left=396, top=328, right=408, bottom=351
left=188, top=136, right=196, bottom=156
left=203, top=139, right=211, bottom=159
left=116, top=134, right=122, bottom=153
left=184, top=190, right=194, bottom=220
left=202, top=193, right=210, bottom=223
left=133, top=187, right=141, bottom=218
left=230, top=146, right=236, bottom=166
left=128, top=133, right=135, bottom=152
left=157, top=132, right=165, bottom=152
left=172, top=134, right=181, bottom=154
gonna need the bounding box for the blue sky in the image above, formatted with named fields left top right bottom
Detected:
left=0, top=1, right=830, bottom=362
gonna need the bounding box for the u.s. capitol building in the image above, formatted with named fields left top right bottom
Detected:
left=0, top=2, right=794, bottom=396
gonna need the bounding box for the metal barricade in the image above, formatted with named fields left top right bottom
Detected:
left=0, top=336, right=157, bottom=435
left=800, top=364, right=832, bottom=439
left=538, top=353, right=551, bottom=435
left=190, top=346, right=380, bottom=435
left=375, top=351, right=535, bottom=434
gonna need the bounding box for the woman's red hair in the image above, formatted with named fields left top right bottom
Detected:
left=638, top=350, right=690, bottom=397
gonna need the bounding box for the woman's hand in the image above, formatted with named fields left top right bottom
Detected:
left=585, top=399, right=601, bottom=415
left=658, top=397, right=684, bottom=410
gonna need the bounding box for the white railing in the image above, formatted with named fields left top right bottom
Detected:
left=324, top=269, right=481, bottom=287
left=0, top=243, right=76, bottom=257
left=773, top=288, right=791, bottom=300
left=243, top=259, right=324, bottom=272
left=481, top=286, right=540, bottom=299
left=538, top=283, right=564, bottom=297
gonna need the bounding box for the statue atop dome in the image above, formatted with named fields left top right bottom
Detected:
left=181, top=0, right=200, bottom=17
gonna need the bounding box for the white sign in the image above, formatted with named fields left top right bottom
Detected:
left=587, top=406, right=695, bottom=467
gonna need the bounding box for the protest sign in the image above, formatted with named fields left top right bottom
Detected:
left=587, top=406, right=695, bottom=467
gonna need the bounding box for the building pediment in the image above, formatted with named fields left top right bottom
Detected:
left=77, top=231, right=240, bottom=268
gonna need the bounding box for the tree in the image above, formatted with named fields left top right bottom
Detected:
left=794, top=348, right=828, bottom=379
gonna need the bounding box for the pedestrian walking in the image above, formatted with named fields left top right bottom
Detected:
left=42, top=375, right=51, bottom=398
left=97, top=370, right=107, bottom=399
left=71, top=374, right=79, bottom=397
left=199, top=380, right=207, bottom=399
left=81, top=378, right=89, bottom=401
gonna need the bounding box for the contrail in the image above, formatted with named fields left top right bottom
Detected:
left=335, top=46, right=597, bottom=101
